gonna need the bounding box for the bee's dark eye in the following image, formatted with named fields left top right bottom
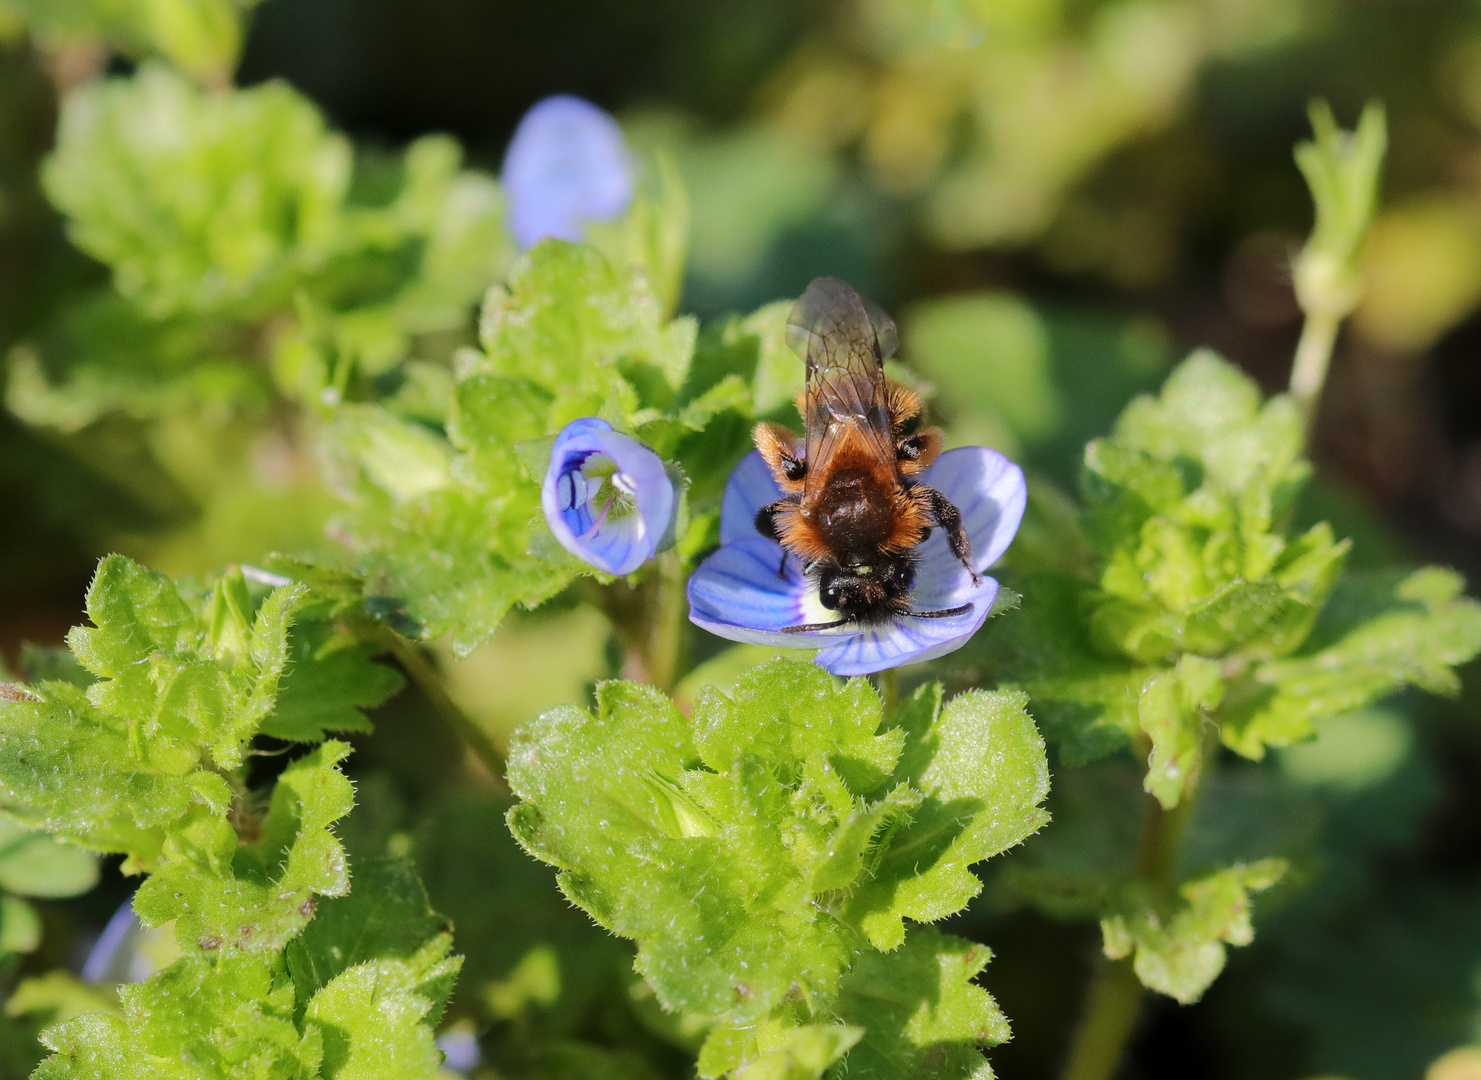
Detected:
left=784, top=458, right=807, bottom=482
left=897, top=436, right=924, bottom=462
left=820, top=580, right=842, bottom=610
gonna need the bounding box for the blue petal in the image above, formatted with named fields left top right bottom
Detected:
left=720, top=450, right=784, bottom=543
left=687, top=537, right=856, bottom=648
left=920, top=446, right=1027, bottom=573
left=541, top=418, right=673, bottom=575
left=503, top=96, right=634, bottom=250
left=814, top=579, right=999, bottom=677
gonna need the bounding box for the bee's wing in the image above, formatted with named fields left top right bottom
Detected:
left=786, top=278, right=897, bottom=500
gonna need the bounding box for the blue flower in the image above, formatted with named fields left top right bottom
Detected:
left=542, top=418, right=674, bottom=576
left=686, top=447, right=1027, bottom=676
left=502, top=95, right=635, bottom=250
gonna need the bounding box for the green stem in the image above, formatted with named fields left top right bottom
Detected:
left=592, top=553, right=690, bottom=694
left=1058, top=956, right=1144, bottom=1080
left=1059, top=730, right=1214, bottom=1080
left=355, top=620, right=507, bottom=786
left=647, top=552, right=690, bottom=694
left=1288, top=308, right=1341, bottom=436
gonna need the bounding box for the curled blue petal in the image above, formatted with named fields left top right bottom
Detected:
left=689, top=443, right=1026, bottom=675
left=542, top=418, right=673, bottom=576
left=503, top=95, right=635, bottom=249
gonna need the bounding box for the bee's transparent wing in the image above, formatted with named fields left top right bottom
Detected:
left=786, top=278, right=896, bottom=502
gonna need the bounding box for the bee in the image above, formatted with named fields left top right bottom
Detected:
left=753, top=277, right=979, bottom=633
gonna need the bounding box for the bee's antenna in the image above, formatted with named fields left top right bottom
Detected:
left=782, top=619, right=852, bottom=633
left=904, top=604, right=972, bottom=619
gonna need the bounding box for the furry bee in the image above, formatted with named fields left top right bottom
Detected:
left=753, top=277, right=978, bottom=633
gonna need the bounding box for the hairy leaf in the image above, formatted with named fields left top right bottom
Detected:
left=1101, top=859, right=1287, bottom=1004
left=507, top=660, right=1048, bottom=1027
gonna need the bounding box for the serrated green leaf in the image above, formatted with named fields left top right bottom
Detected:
left=1101, top=858, right=1286, bottom=1004
left=846, top=685, right=1050, bottom=950
left=133, top=741, right=354, bottom=955
left=286, top=857, right=453, bottom=1012
left=835, top=927, right=1009, bottom=1080
left=264, top=621, right=403, bottom=743
left=44, top=65, right=352, bottom=320
left=36, top=953, right=323, bottom=1080
left=478, top=240, right=695, bottom=417
left=508, top=660, right=1047, bottom=1029
left=964, top=571, right=1150, bottom=763
left=302, top=936, right=462, bottom=1080
left=1139, top=655, right=1222, bottom=809
left=1223, top=567, right=1481, bottom=758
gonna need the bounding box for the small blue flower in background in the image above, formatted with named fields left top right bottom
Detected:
left=687, top=446, right=1026, bottom=676
left=503, top=95, right=634, bottom=249
left=543, top=418, right=674, bottom=576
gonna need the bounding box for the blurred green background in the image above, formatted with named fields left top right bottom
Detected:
left=3, top=1, right=1481, bottom=1078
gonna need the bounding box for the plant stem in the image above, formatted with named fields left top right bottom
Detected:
left=646, top=552, right=690, bottom=694
left=1288, top=308, right=1341, bottom=436
left=354, top=619, right=507, bottom=786
left=1059, top=956, right=1144, bottom=1080
left=592, top=553, right=690, bottom=694
left=1058, top=730, right=1214, bottom=1080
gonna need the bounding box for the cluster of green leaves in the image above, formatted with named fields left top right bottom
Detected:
left=11, top=62, right=507, bottom=433
left=320, top=238, right=800, bottom=654
left=0, top=555, right=478, bottom=1078
left=969, top=350, right=1481, bottom=1003
left=507, top=658, right=1050, bottom=1079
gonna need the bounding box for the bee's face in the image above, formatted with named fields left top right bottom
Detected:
left=817, top=554, right=915, bottom=620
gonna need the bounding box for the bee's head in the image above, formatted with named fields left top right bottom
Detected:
left=817, top=553, right=915, bottom=620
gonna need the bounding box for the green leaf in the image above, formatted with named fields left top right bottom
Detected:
left=302, top=933, right=461, bottom=1080
left=44, top=65, right=352, bottom=319
left=507, top=660, right=1047, bottom=1027
left=6, top=0, right=258, bottom=83
left=966, top=571, right=1152, bottom=763
left=478, top=240, right=695, bottom=420
left=1138, top=654, right=1222, bottom=809
left=697, top=1019, right=862, bottom=1080
left=1223, top=567, right=1481, bottom=758
left=0, top=815, right=99, bottom=898
left=286, top=857, right=454, bottom=1015
left=1101, top=858, right=1287, bottom=1004
left=845, top=685, right=1051, bottom=950
left=264, top=619, right=403, bottom=743
left=0, top=894, right=41, bottom=957
left=36, top=953, right=323, bottom=1080
left=835, top=927, right=1010, bottom=1080
left=133, top=741, right=354, bottom=955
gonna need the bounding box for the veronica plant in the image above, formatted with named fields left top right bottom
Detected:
left=4, top=48, right=1481, bottom=1080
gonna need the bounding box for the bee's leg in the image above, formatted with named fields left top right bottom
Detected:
left=918, top=487, right=978, bottom=583
left=754, top=422, right=807, bottom=489
left=755, top=500, right=792, bottom=577
left=895, top=426, right=944, bottom=476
